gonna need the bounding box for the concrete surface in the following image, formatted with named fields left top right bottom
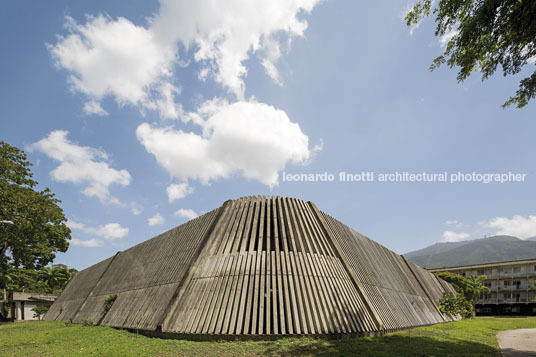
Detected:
left=498, top=328, right=536, bottom=357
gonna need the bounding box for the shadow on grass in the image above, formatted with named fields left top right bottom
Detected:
left=259, top=334, right=497, bottom=357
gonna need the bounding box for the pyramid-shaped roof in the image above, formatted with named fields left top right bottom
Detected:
left=45, top=196, right=458, bottom=336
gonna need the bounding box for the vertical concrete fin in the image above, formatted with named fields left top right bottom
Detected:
left=307, top=201, right=384, bottom=331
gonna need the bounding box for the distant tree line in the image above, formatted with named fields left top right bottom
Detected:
left=1, top=265, right=77, bottom=300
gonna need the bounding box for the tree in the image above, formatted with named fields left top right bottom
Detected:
left=0, top=265, right=77, bottom=301
left=435, top=271, right=490, bottom=317
left=439, top=291, right=472, bottom=318
left=38, top=266, right=77, bottom=294
left=31, top=305, right=49, bottom=320
left=405, top=0, right=536, bottom=108
left=466, top=274, right=491, bottom=305
left=0, top=141, right=71, bottom=300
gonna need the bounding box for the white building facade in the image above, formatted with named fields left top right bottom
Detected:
left=429, top=259, right=536, bottom=315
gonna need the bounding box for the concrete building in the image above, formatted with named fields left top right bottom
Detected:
left=45, top=196, right=459, bottom=337
left=9, top=292, right=57, bottom=320
left=429, top=259, right=536, bottom=316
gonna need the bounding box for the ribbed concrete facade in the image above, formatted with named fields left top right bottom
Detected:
left=45, top=196, right=458, bottom=336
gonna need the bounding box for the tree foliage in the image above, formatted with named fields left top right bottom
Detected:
left=435, top=271, right=490, bottom=317
left=405, top=0, right=536, bottom=108
left=0, top=141, right=71, bottom=293
left=102, top=294, right=117, bottom=316
left=439, top=291, right=473, bottom=318
left=31, top=305, right=49, bottom=320
left=1, top=265, right=77, bottom=300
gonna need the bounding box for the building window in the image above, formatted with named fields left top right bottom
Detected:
left=504, top=281, right=511, bottom=287
left=513, top=267, right=521, bottom=273
left=477, top=269, right=485, bottom=276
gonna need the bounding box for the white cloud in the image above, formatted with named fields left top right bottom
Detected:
left=484, top=215, right=536, bottom=239
left=49, top=1, right=321, bottom=115
left=167, top=183, right=193, bottom=202
left=92, top=223, right=129, bottom=239
left=137, top=99, right=317, bottom=187
left=48, top=14, right=177, bottom=118
left=442, top=231, right=470, bottom=243
left=439, top=28, right=459, bottom=49
left=68, top=220, right=129, bottom=240
left=30, top=131, right=131, bottom=204
left=153, top=0, right=320, bottom=98
left=148, top=212, right=165, bottom=226
left=444, top=220, right=459, bottom=226
left=71, top=238, right=104, bottom=247
left=66, top=220, right=86, bottom=230
left=130, top=202, right=142, bottom=215
left=48, top=2, right=323, bottom=196
left=444, top=219, right=465, bottom=228
left=174, top=208, right=198, bottom=220
left=83, top=100, right=108, bottom=116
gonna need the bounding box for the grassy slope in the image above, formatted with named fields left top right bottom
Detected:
left=1, top=317, right=535, bottom=356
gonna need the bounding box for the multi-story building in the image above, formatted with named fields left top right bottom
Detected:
left=429, top=259, right=536, bottom=315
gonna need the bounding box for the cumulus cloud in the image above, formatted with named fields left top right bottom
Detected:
left=68, top=220, right=129, bottom=240
left=92, top=223, right=129, bottom=239
left=167, top=183, right=193, bottom=202
left=484, top=215, right=536, bottom=239
left=71, top=238, right=104, bottom=247
left=153, top=0, right=319, bottom=97
left=148, top=212, right=164, bottom=226
left=442, top=231, right=470, bottom=242
left=48, top=14, right=177, bottom=118
left=137, top=99, right=316, bottom=187
left=174, top=208, right=198, bottom=220
left=30, top=131, right=131, bottom=204
left=49, top=1, right=321, bottom=115
left=48, top=2, right=323, bottom=195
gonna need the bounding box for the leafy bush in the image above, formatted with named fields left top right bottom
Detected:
left=435, top=272, right=489, bottom=318
left=439, top=292, right=472, bottom=319
left=82, top=318, right=94, bottom=326
left=102, top=294, right=117, bottom=316
left=31, top=305, right=49, bottom=320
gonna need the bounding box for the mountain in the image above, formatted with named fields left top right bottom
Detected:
left=404, top=235, right=536, bottom=269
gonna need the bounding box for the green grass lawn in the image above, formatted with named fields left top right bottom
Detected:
left=1, top=317, right=535, bottom=356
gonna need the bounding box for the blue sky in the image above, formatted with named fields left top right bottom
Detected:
left=2, top=0, right=535, bottom=270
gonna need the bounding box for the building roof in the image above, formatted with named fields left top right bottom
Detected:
left=428, top=258, right=536, bottom=272
left=45, top=196, right=458, bottom=336
left=11, top=292, right=58, bottom=302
